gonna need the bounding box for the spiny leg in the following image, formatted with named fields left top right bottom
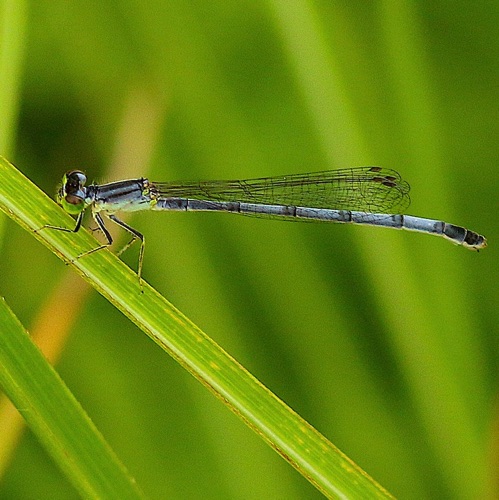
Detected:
left=73, top=211, right=114, bottom=260
left=39, top=210, right=85, bottom=233
left=40, top=209, right=145, bottom=286
left=38, top=212, right=99, bottom=266
left=108, top=214, right=145, bottom=282
left=50, top=210, right=145, bottom=283
left=41, top=211, right=112, bottom=264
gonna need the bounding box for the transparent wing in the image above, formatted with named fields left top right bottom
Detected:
left=150, top=166, right=411, bottom=214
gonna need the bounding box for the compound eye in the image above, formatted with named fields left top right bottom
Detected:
left=57, top=170, right=88, bottom=214
left=66, top=170, right=87, bottom=189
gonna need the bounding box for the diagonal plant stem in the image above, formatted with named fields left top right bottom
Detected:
left=0, top=156, right=394, bottom=499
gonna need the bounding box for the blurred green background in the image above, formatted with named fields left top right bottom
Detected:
left=1, top=0, right=498, bottom=498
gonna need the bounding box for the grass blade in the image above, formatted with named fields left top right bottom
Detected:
left=0, top=155, right=394, bottom=497
left=0, top=295, right=144, bottom=498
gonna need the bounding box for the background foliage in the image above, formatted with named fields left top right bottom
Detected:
left=1, top=0, right=498, bottom=498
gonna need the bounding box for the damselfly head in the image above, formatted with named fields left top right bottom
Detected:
left=56, top=170, right=88, bottom=215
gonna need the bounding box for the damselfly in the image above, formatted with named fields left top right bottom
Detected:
left=45, top=167, right=486, bottom=280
